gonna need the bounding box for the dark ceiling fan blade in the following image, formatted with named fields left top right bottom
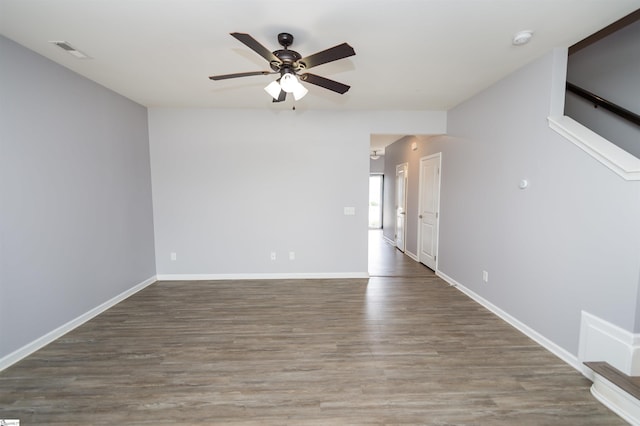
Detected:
left=272, top=90, right=286, bottom=103
left=209, top=71, right=275, bottom=80
left=300, top=73, right=351, bottom=94
left=299, top=43, right=355, bottom=69
left=230, top=32, right=280, bottom=64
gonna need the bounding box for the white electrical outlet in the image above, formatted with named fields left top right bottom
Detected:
left=482, top=270, right=489, bottom=283
left=170, top=252, right=177, bottom=261
left=270, top=252, right=277, bottom=261
left=289, top=251, right=295, bottom=260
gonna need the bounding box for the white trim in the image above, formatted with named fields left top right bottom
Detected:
left=579, top=311, right=640, bottom=377
left=383, top=235, right=396, bottom=246
left=395, top=162, right=409, bottom=252
left=156, top=272, right=370, bottom=281
left=417, top=153, right=442, bottom=271
left=436, top=270, right=582, bottom=372
left=591, top=373, right=640, bottom=426
left=548, top=115, right=640, bottom=181
left=0, top=275, right=157, bottom=372
left=405, top=251, right=419, bottom=262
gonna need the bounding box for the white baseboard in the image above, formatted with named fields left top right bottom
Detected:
left=436, top=270, right=582, bottom=373
left=0, top=275, right=157, bottom=372
left=156, top=272, right=370, bottom=281
left=579, top=311, right=640, bottom=378
left=405, top=251, right=419, bottom=262
left=383, top=236, right=396, bottom=246
left=591, top=373, right=640, bottom=426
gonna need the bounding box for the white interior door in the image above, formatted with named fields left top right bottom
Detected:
left=418, top=154, right=441, bottom=270
left=395, top=163, right=408, bottom=252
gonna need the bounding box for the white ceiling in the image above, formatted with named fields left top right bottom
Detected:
left=2, top=0, right=639, bottom=152
left=370, top=134, right=407, bottom=155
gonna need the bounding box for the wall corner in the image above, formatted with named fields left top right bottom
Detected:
left=579, top=311, right=640, bottom=376
left=549, top=47, right=568, bottom=117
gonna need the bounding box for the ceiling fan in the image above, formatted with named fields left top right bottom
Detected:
left=209, top=32, right=355, bottom=102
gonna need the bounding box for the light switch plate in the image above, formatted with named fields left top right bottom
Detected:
left=344, top=207, right=355, bottom=216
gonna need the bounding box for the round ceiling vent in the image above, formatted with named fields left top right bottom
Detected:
left=512, top=30, right=533, bottom=46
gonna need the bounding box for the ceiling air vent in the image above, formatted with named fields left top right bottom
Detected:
left=49, top=41, right=91, bottom=59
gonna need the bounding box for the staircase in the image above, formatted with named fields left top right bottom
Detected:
left=585, top=361, right=640, bottom=425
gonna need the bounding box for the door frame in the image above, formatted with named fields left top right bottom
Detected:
left=395, top=162, right=408, bottom=252
left=418, top=153, right=442, bottom=270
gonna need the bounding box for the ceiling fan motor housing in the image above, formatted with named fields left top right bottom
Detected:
left=270, top=33, right=305, bottom=72
left=270, top=49, right=304, bottom=72
left=277, top=32, right=294, bottom=48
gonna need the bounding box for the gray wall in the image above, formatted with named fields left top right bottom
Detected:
left=382, top=136, right=423, bottom=252
left=0, top=36, right=156, bottom=359
left=149, top=109, right=369, bottom=275
left=148, top=110, right=445, bottom=276
left=384, top=50, right=640, bottom=354
left=370, top=156, right=384, bottom=174
left=565, top=19, right=640, bottom=158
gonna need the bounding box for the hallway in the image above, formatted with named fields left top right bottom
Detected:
left=368, top=229, right=435, bottom=277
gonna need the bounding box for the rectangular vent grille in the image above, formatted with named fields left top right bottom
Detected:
left=54, top=41, right=75, bottom=51
left=49, top=41, right=91, bottom=59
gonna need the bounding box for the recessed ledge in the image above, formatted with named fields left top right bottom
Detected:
left=548, top=115, right=640, bottom=181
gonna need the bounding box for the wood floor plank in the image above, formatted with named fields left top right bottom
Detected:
left=0, top=231, right=626, bottom=424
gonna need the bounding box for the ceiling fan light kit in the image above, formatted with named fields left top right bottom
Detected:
left=209, top=32, right=355, bottom=103
left=291, top=81, right=309, bottom=101
left=279, top=73, right=297, bottom=92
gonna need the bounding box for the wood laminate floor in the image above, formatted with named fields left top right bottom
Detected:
left=0, top=231, right=625, bottom=425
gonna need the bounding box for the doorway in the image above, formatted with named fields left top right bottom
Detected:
left=395, top=163, right=408, bottom=252
left=418, top=153, right=441, bottom=270
left=369, top=174, right=383, bottom=229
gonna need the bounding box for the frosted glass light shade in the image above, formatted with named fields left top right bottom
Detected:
left=292, top=84, right=308, bottom=101
left=264, top=73, right=308, bottom=101
left=264, top=80, right=281, bottom=99
left=279, top=73, right=297, bottom=93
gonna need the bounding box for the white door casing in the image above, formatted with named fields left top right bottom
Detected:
left=418, top=153, right=441, bottom=270
left=395, top=163, right=408, bottom=252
